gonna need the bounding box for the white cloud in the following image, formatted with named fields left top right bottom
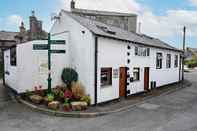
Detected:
left=0, top=15, right=23, bottom=31
left=189, top=0, right=197, bottom=6
left=59, top=0, right=142, bottom=13
left=7, top=15, right=23, bottom=26
left=139, top=9, right=197, bottom=38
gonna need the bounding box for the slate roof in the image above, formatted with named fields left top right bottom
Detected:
left=0, top=31, right=18, bottom=41
left=71, top=8, right=137, bottom=17
left=63, top=10, right=182, bottom=52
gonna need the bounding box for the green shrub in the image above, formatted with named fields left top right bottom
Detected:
left=185, top=58, right=197, bottom=68
left=61, top=68, right=78, bottom=88
left=47, top=93, right=54, bottom=102
left=80, top=95, right=91, bottom=105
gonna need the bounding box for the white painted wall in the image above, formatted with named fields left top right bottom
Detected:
left=4, top=40, right=68, bottom=93
left=97, top=37, right=127, bottom=103
left=96, top=37, right=182, bottom=102
left=126, top=43, right=182, bottom=95
left=50, top=11, right=95, bottom=104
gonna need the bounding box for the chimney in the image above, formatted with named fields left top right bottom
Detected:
left=19, top=22, right=26, bottom=33
left=71, top=0, right=75, bottom=10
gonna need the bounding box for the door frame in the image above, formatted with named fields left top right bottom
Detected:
left=144, top=67, right=150, bottom=91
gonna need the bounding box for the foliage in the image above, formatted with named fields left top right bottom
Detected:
left=185, top=58, right=197, bottom=68
left=47, top=93, right=55, bottom=102
left=80, top=95, right=91, bottom=105
left=63, top=99, right=70, bottom=106
left=61, top=68, right=78, bottom=88
left=25, top=90, right=33, bottom=98
left=71, top=82, right=85, bottom=100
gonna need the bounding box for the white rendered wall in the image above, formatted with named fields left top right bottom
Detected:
left=50, top=12, right=95, bottom=104
left=4, top=40, right=68, bottom=93
left=126, top=43, right=182, bottom=95
left=97, top=37, right=127, bottom=103
left=96, top=37, right=182, bottom=102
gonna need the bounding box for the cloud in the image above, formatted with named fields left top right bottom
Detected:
left=59, top=0, right=142, bottom=13
left=7, top=15, right=23, bottom=26
left=139, top=9, right=197, bottom=38
left=0, top=15, right=23, bottom=31
left=189, top=0, right=197, bottom=6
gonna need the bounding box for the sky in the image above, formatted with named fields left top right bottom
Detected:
left=0, top=0, right=197, bottom=49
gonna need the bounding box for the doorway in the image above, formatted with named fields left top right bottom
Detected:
left=144, top=67, right=150, bottom=91
left=119, top=67, right=127, bottom=97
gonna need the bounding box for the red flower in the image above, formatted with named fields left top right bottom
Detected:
left=64, top=90, right=73, bottom=99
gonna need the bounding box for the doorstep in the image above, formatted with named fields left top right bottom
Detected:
left=12, top=80, right=191, bottom=118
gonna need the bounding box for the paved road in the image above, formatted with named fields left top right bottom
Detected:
left=0, top=71, right=197, bottom=131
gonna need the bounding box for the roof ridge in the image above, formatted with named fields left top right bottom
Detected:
left=61, top=11, right=181, bottom=52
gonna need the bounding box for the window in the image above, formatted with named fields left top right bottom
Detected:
left=156, top=53, right=162, bottom=69
left=133, top=68, right=140, bottom=81
left=101, top=68, right=112, bottom=87
left=174, top=55, right=178, bottom=68
left=166, top=54, right=171, bottom=68
left=135, top=46, right=150, bottom=56
left=10, top=47, right=16, bottom=66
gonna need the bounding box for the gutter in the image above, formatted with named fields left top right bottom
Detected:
left=94, top=36, right=98, bottom=105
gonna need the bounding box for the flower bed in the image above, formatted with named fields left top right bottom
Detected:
left=21, top=83, right=91, bottom=112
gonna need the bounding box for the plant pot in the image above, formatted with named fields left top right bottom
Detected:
left=43, top=97, right=50, bottom=106
left=63, top=105, right=71, bottom=112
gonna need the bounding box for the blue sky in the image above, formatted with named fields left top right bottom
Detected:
left=0, top=0, right=197, bottom=49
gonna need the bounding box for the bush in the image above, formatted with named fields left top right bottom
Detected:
left=185, top=58, right=197, bottom=68
left=47, top=93, right=55, bottom=102
left=71, top=82, right=85, bottom=100
left=80, top=95, right=91, bottom=105
left=61, top=68, right=78, bottom=88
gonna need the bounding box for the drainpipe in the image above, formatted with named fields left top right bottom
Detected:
left=94, top=36, right=98, bottom=105
left=182, top=26, right=186, bottom=81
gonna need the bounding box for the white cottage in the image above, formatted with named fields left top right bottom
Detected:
left=3, top=10, right=183, bottom=105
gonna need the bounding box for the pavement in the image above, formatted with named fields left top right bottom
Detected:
left=0, top=71, right=197, bottom=131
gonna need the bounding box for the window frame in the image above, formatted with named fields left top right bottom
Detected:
left=166, top=54, right=171, bottom=68
left=100, top=67, right=112, bottom=87
left=174, top=55, right=178, bottom=68
left=135, top=46, right=150, bottom=57
left=133, top=67, right=140, bottom=82
left=156, top=52, right=163, bottom=69
left=10, top=46, right=17, bottom=66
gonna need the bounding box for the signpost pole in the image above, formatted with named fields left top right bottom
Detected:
left=33, top=34, right=65, bottom=94
left=47, top=33, right=52, bottom=94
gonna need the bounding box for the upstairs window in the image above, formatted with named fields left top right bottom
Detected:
left=135, top=46, right=150, bottom=56
left=10, top=47, right=16, bottom=66
left=101, top=68, right=112, bottom=87
left=133, top=68, right=140, bottom=81
left=166, top=54, right=171, bottom=68
left=156, top=53, right=162, bottom=69
left=174, top=55, right=178, bottom=68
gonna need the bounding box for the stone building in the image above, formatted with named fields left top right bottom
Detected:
left=0, top=11, right=47, bottom=49
left=0, top=11, right=47, bottom=63
left=17, top=11, right=47, bottom=42
left=70, top=0, right=137, bottom=33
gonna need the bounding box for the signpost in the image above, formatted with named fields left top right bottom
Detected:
left=33, top=33, right=66, bottom=94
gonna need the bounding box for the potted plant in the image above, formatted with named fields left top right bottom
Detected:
left=63, top=99, right=71, bottom=112
left=43, top=93, right=54, bottom=106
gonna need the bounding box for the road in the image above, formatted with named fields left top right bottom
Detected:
left=0, top=71, right=197, bottom=131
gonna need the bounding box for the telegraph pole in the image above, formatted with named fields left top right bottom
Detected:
left=182, top=26, right=186, bottom=81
